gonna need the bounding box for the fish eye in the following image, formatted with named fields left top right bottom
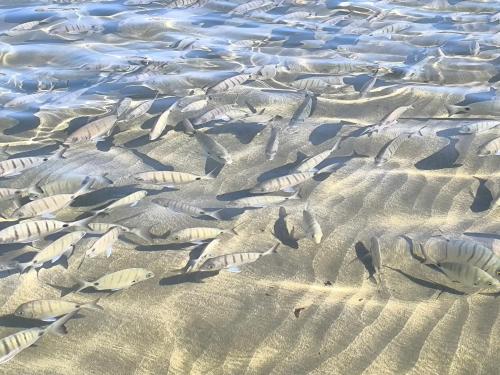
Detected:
left=94, top=282, right=99, bottom=286
left=131, top=280, right=136, bottom=283
left=62, top=224, right=69, bottom=228
left=174, top=236, right=179, bottom=240
left=43, top=157, right=49, bottom=161
left=195, top=177, right=201, bottom=180
left=17, top=311, right=23, bottom=315
left=465, top=107, right=470, bottom=111
left=146, top=273, right=153, bottom=278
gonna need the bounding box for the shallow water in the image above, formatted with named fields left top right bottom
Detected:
left=0, top=0, right=499, bottom=373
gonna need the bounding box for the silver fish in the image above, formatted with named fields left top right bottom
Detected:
left=438, top=262, right=500, bottom=290
left=265, top=126, right=280, bottom=161
left=65, top=115, right=117, bottom=144
left=288, top=92, right=313, bottom=130
left=199, top=243, right=279, bottom=272
left=14, top=298, right=102, bottom=322
left=478, top=137, right=500, bottom=156
left=149, top=100, right=179, bottom=141
left=206, top=73, right=254, bottom=94
left=458, top=120, right=500, bottom=134
left=17, top=231, right=86, bottom=273
left=168, top=223, right=241, bottom=243
left=73, top=268, right=154, bottom=292
left=134, top=170, right=214, bottom=187
left=193, top=131, right=232, bottom=164
left=228, top=191, right=299, bottom=208
left=0, top=148, right=64, bottom=178
left=294, top=141, right=339, bottom=173
left=192, top=105, right=250, bottom=125
left=302, top=203, right=323, bottom=244
left=374, top=135, right=408, bottom=166
left=0, top=311, right=77, bottom=364
left=251, top=171, right=316, bottom=193
left=153, top=198, right=220, bottom=220
left=84, top=227, right=122, bottom=259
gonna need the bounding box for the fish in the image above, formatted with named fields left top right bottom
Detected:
left=17, top=231, right=86, bottom=273
left=419, top=237, right=500, bottom=279
left=72, top=268, right=154, bottom=293
left=83, top=226, right=122, bottom=259
left=123, top=98, right=155, bottom=122
left=368, top=236, right=382, bottom=284
left=369, top=22, right=411, bottom=38
left=478, top=137, right=500, bottom=156
left=116, top=97, right=133, bottom=118
left=199, top=243, right=279, bottom=273
left=149, top=100, right=180, bottom=141
left=206, top=73, right=254, bottom=95
left=193, top=131, right=232, bottom=164
left=359, top=73, right=378, bottom=98
left=265, top=124, right=281, bottom=161
left=134, top=170, right=215, bottom=187
left=293, top=140, right=340, bottom=173
left=65, top=115, right=118, bottom=144
left=11, top=178, right=93, bottom=219
left=179, top=98, right=209, bottom=113
left=229, top=0, right=277, bottom=15
left=251, top=171, right=317, bottom=193
left=228, top=191, right=300, bottom=208
left=152, top=198, right=221, bottom=220
left=302, top=203, right=323, bottom=244
left=374, top=135, right=408, bottom=166
left=167, top=222, right=242, bottom=243
left=289, top=76, right=344, bottom=91
left=458, top=120, right=500, bottom=134
left=0, top=187, right=26, bottom=201
left=438, top=262, right=500, bottom=290
left=98, top=191, right=148, bottom=213
left=288, top=92, right=314, bottom=130
left=0, top=147, right=65, bottom=178
left=192, top=105, right=250, bottom=125
left=14, top=298, right=103, bottom=322
left=4, top=19, right=49, bottom=36
left=0, top=310, right=77, bottom=364
left=0, top=216, right=93, bottom=245
left=31, top=174, right=112, bottom=199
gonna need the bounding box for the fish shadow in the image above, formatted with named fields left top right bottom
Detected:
left=470, top=177, right=493, bottom=213
left=354, top=241, right=376, bottom=280
left=384, top=265, right=465, bottom=296
left=309, top=123, right=343, bottom=145
left=273, top=207, right=298, bottom=249
left=0, top=313, right=86, bottom=329
left=414, top=136, right=464, bottom=170
left=205, top=122, right=264, bottom=144
left=159, top=271, right=219, bottom=286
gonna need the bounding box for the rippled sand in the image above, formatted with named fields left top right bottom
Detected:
left=0, top=0, right=499, bottom=374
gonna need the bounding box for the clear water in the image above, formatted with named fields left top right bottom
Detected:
left=0, top=0, right=499, bottom=373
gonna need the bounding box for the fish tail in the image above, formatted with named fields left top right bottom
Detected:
left=82, top=297, right=104, bottom=311
left=230, top=219, right=249, bottom=235
left=73, top=276, right=92, bottom=293
left=16, top=261, right=32, bottom=274
left=71, top=214, right=96, bottom=230
left=264, top=242, right=280, bottom=256
left=53, top=144, right=68, bottom=159
left=445, top=104, right=462, bottom=117
left=204, top=168, right=219, bottom=179
left=129, top=227, right=152, bottom=242
left=75, top=177, right=95, bottom=196
left=182, top=119, right=196, bottom=135
left=46, top=310, right=79, bottom=337
left=207, top=210, right=223, bottom=220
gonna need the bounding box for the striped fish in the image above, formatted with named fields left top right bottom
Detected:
left=73, top=268, right=154, bottom=292
left=478, top=137, right=500, bottom=156
left=374, top=135, right=408, bottom=166
left=15, top=298, right=102, bottom=322
left=134, top=170, right=215, bottom=186
left=302, top=203, right=323, bottom=244
left=438, top=262, right=500, bottom=289
left=251, top=171, right=316, bottom=193
left=294, top=140, right=340, bottom=173
left=0, top=216, right=93, bottom=244
left=288, top=92, right=313, bottom=130
left=0, top=310, right=77, bottom=364
left=168, top=222, right=242, bottom=243
left=0, top=148, right=64, bottom=178
left=11, top=179, right=93, bottom=219
left=17, top=231, right=86, bottom=273
left=123, top=99, right=155, bottom=122
left=98, top=191, right=147, bottom=213
left=265, top=126, right=280, bottom=161
left=84, top=227, right=122, bottom=259
left=149, top=99, right=180, bottom=141
left=228, top=191, right=299, bottom=208
left=192, top=105, right=250, bottom=125
left=0, top=187, right=26, bottom=201
left=420, top=237, right=500, bottom=279
left=290, top=76, right=344, bottom=91
left=194, top=131, right=232, bottom=164
left=199, top=243, right=279, bottom=272
left=206, top=73, right=253, bottom=94
left=229, top=0, right=276, bottom=15
left=458, top=120, right=500, bottom=134
left=152, top=198, right=221, bottom=220
left=380, top=105, right=413, bottom=128
left=116, top=97, right=133, bottom=118
left=179, top=98, right=209, bottom=113
left=65, top=115, right=117, bottom=144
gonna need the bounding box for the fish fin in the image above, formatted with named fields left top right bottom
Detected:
left=83, top=297, right=104, bottom=311
left=204, top=168, right=218, bottom=179
left=16, top=262, right=32, bottom=274
left=130, top=201, right=139, bottom=207
left=51, top=254, right=62, bottom=264
left=47, top=310, right=78, bottom=336
left=41, top=213, right=56, bottom=219
left=227, top=266, right=241, bottom=273
left=41, top=318, right=57, bottom=322
left=245, top=100, right=257, bottom=114
left=207, top=210, right=223, bottom=220
left=105, top=245, right=113, bottom=258
left=282, top=186, right=296, bottom=193
left=445, top=104, right=463, bottom=117
left=263, top=242, right=280, bottom=255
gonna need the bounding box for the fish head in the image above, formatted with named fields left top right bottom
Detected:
left=13, top=305, right=31, bottom=318
left=143, top=271, right=155, bottom=279
left=199, top=259, right=218, bottom=272
left=458, top=125, right=473, bottom=134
